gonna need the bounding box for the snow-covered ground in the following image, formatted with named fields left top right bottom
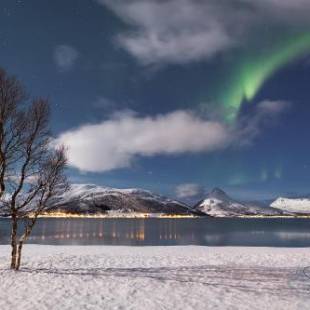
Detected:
left=1, top=245, right=310, bottom=310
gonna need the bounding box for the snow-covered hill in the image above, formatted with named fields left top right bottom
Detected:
left=4, top=184, right=308, bottom=217
left=47, top=184, right=197, bottom=216
left=271, top=197, right=310, bottom=214
left=194, top=188, right=283, bottom=217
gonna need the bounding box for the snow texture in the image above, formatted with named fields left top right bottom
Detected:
left=0, top=245, right=310, bottom=310
left=271, top=197, right=310, bottom=214
left=196, top=188, right=282, bottom=217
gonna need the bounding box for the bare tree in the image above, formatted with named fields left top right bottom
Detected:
left=0, top=68, right=68, bottom=270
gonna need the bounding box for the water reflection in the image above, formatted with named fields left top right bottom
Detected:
left=0, top=218, right=310, bottom=247
left=274, top=231, right=310, bottom=241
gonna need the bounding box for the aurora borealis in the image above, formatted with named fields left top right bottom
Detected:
left=1, top=0, right=310, bottom=201
left=220, top=32, right=310, bottom=121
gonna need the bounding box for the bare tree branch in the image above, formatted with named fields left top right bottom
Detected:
left=0, top=68, right=68, bottom=270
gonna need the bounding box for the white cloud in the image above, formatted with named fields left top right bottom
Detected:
left=54, top=110, right=232, bottom=172
left=97, top=0, right=310, bottom=65
left=175, top=183, right=205, bottom=199
left=257, top=100, right=291, bottom=114
left=54, top=100, right=290, bottom=173
left=54, top=45, right=79, bottom=71
left=237, top=100, right=291, bottom=145
left=92, top=97, right=116, bottom=110
left=98, top=0, right=245, bottom=65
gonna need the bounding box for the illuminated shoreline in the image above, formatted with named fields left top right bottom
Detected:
left=35, top=212, right=199, bottom=219
left=1, top=213, right=310, bottom=219
left=7, top=214, right=310, bottom=219
left=37, top=211, right=310, bottom=219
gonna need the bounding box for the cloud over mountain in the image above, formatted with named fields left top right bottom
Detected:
left=175, top=183, right=206, bottom=200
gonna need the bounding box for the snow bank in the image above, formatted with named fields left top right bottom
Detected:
left=0, top=245, right=310, bottom=310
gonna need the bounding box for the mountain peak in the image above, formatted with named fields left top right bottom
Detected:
left=195, top=188, right=283, bottom=217
left=208, top=188, right=230, bottom=200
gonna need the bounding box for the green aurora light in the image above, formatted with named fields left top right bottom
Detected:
left=220, top=33, right=310, bottom=121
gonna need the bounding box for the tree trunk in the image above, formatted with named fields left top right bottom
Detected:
left=15, top=241, right=24, bottom=271
left=14, top=221, right=34, bottom=271
left=10, top=215, right=18, bottom=270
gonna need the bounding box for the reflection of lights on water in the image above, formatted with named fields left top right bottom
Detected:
left=251, top=231, right=265, bottom=235
left=27, top=219, right=183, bottom=243
left=204, top=235, right=223, bottom=243
left=20, top=219, right=310, bottom=247
left=275, top=232, right=310, bottom=240
left=136, top=231, right=145, bottom=241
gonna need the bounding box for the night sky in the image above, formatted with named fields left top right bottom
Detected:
left=1, top=0, right=310, bottom=201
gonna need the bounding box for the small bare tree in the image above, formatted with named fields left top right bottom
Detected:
left=0, top=68, right=68, bottom=270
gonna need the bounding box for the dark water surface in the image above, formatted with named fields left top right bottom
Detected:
left=0, top=218, right=310, bottom=247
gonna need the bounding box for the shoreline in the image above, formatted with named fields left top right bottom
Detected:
left=0, top=214, right=310, bottom=220
left=2, top=214, right=310, bottom=219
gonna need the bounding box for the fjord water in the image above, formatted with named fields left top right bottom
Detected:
left=0, top=218, right=310, bottom=247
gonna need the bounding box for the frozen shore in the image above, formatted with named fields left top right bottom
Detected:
left=1, top=245, right=310, bottom=310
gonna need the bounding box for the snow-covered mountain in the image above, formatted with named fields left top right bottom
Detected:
left=194, top=188, right=283, bottom=217
left=46, top=184, right=198, bottom=216
left=271, top=197, right=310, bottom=214
left=4, top=184, right=309, bottom=217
